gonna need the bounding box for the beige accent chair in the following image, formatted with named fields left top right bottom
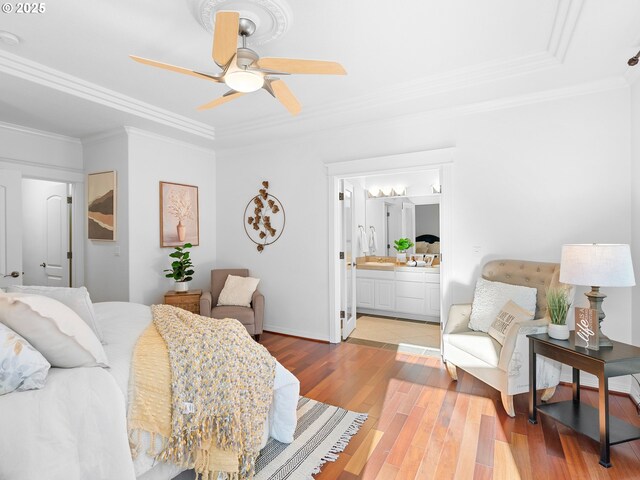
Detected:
left=200, top=269, right=264, bottom=341
left=443, top=260, right=571, bottom=417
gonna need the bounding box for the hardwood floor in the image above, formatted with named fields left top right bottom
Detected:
left=260, top=332, right=640, bottom=479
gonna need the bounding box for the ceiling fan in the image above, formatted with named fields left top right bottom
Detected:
left=130, top=11, right=346, bottom=115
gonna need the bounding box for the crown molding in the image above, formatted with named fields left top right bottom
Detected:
left=81, top=127, right=129, bottom=146
left=0, top=50, right=216, bottom=142
left=124, top=126, right=216, bottom=155
left=218, top=52, right=561, bottom=140
left=0, top=120, right=81, bottom=145
left=217, top=76, right=627, bottom=153
left=218, top=1, right=584, bottom=140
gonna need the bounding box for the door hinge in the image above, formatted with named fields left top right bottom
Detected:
left=339, top=251, right=344, bottom=260
left=67, top=251, right=72, bottom=259
left=340, top=310, right=345, bottom=319
left=338, top=192, right=344, bottom=201
left=67, top=196, right=72, bottom=204
left=387, top=212, right=390, bottom=217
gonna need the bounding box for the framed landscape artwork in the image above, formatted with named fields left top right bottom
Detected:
left=160, top=181, right=199, bottom=247
left=87, top=171, right=116, bottom=241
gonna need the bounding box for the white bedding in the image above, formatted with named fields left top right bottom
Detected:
left=0, top=301, right=300, bottom=480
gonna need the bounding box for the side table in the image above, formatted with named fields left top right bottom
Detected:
left=528, top=332, right=640, bottom=468
left=164, top=289, right=202, bottom=314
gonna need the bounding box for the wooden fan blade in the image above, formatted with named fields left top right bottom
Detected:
left=130, top=55, right=221, bottom=82
left=213, top=11, right=239, bottom=67
left=257, top=58, right=346, bottom=75
left=270, top=79, right=301, bottom=116
left=197, top=91, right=244, bottom=111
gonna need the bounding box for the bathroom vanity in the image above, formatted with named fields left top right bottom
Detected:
left=355, top=258, right=440, bottom=322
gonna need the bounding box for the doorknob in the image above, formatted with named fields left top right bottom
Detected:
left=3, top=271, right=19, bottom=278
left=40, top=263, right=46, bottom=268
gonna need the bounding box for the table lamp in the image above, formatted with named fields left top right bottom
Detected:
left=560, top=244, right=635, bottom=347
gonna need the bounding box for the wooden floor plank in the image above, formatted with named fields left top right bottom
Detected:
left=493, top=440, right=521, bottom=480
left=344, top=428, right=384, bottom=475
left=259, top=333, right=640, bottom=480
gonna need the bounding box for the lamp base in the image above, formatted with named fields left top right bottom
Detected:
left=585, top=287, right=613, bottom=349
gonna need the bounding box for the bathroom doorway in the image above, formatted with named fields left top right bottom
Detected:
left=328, top=152, right=454, bottom=349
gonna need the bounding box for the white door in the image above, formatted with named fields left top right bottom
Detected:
left=341, top=180, right=357, bottom=339
left=22, top=179, right=70, bottom=287
left=0, top=170, right=23, bottom=289
left=402, top=202, right=416, bottom=253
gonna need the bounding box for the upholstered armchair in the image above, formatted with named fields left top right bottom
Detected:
left=200, top=268, right=264, bottom=341
left=442, top=260, right=572, bottom=417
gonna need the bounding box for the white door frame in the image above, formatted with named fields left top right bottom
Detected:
left=326, top=147, right=455, bottom=344
left=0, top=157, right=85, bottom=287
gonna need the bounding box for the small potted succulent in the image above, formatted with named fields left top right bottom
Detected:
left=547, top=287, right=571, bottom=340
left=164, top=243, right=194, bottom=292
left=393, top=238, right=414, bottom=263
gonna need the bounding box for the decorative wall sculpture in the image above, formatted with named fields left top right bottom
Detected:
left=243, top=181, right=285, bottom=252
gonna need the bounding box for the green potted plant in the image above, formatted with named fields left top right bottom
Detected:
left=393, top=238, right=414, bottom=263
left=547, top=287, right=571, bottom=340
left=164, top=243, right=194, bottom=292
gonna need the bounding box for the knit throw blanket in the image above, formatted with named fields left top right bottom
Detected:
left=128, top=305, right=276, bottom=479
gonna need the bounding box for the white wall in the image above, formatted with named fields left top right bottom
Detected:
left=0, top=122, right=82, bottom=171
left=83, top=130, right=130, bottom=302
left=127, top=129, right=216, bottom=305
left=0, top=122, right=85, bottom=287
left=416, top=204, right=440, bottom=238
left=631, top=79, right=640, bottom=349
left=217, top=86, right=632, bottom=345
left=216, top=145, right=329, bottom=339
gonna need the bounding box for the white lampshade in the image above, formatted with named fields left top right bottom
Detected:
left=224, top=70, right=264, bottom=93
left=560, top=244, right=636, bottom=287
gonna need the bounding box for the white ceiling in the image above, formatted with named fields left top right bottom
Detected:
left=1, top=0, right=640, bottom=147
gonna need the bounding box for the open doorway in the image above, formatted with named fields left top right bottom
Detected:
left=22, top=178, right=73, bottom=287
left=334, top=166, right=450, bottom=354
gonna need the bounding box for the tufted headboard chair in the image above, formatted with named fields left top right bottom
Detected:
left=481, top=259, right=570, bottom=320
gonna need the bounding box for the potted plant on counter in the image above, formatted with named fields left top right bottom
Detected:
left=164, top=243, right=194, bottom=292
left=547, top=287, right=571, bottom=340
left=393, top=238, right=414, bottom=263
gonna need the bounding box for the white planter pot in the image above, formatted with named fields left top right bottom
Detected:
left=174, top=281, right=189, bottom=293
left=548, top=323, right=570, bottom=340
left=396, top=253, right=407, bottom=263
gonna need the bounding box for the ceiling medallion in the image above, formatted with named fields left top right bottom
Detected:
left=194, top=0, right=292, bottom=46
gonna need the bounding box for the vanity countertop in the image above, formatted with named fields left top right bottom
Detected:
left=356, top=256, right=440, bottom=273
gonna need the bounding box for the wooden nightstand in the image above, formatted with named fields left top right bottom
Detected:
left=164, top=289, right=202, bottom=314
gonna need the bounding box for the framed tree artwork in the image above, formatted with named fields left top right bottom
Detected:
left=160, top=181, right=199, bottom=247
left=87, top=171, right=116, bottom=241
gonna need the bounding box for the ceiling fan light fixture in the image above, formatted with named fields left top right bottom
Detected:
left=225, top=70, right=264, bottom=93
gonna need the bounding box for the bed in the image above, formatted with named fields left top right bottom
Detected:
left=0, top=301, right=300, bottom=480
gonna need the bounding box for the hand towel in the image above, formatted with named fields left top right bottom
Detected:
left=369, top=229, right=378, bottom=254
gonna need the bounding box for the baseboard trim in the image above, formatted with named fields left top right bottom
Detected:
left=263, top=328, right=330, bottom=344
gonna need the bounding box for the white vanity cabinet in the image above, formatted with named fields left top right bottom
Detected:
left=356, top=268, right=440, bottom=321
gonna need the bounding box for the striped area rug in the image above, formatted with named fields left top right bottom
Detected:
left=255, top=397, right=368, bottom=480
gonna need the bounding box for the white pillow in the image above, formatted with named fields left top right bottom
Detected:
left=7, top=285, right=103, bottom=343
left=0, top=323, right=50, bottom=395
left=0, top=293, right=109, bottom=368
left=217, top=275, right=260, bottom=308
left=468, top=278, right=537, bottom=333
left=487, top=300, right=535, bottom=345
